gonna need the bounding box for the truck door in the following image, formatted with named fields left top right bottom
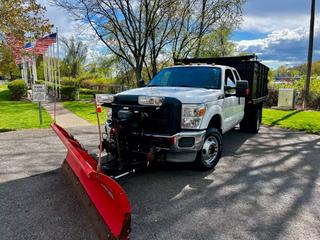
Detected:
left=232, top=69, right=245, bottom=124
left=222, top=69, right=237, bottom=132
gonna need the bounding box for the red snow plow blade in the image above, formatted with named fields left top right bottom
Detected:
left=51, top=123, right=131, bottom=239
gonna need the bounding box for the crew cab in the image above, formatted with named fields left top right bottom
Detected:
left=100, top=55, right=269, bottom=171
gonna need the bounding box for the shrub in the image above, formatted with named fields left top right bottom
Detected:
left=81, top=77, right=113, bottom=91
left=61, top=86, right=78, bottom=100
left=265, top=87, right=278, bottom=107
left=61, top=76, right=80, bottom=87
left=77, top=72, right=100, bottom=82
left=35, top=80, right=45, bottom=85
left=266, top=76, right=320, bottom=109
left=8, top=80, right=27, bottom=100
left=80, top=88, right=95, bottom=94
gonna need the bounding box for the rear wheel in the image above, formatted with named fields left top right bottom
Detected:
left=240, top=105, right=262, bottom=133
left=194, top=128, right=222, bottom=170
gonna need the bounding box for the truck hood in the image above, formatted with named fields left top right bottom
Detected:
left=117, top=87, right=222, bottom=103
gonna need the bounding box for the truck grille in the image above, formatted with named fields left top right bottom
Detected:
left=112, top=95, right=181, bottom=135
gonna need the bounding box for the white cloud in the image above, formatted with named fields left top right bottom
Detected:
left=237, top=27, right=309, bottom=52
left=235, top=0, right=320, bottom=68
left=236, top=15, right=320, bottom=68
left=240, top=15, right=311, bottom=33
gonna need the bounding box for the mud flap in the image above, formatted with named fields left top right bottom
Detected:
left=51, top=123, right=131, bottom=240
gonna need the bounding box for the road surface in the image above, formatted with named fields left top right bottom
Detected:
left=0, top=126, right=319, bottom=239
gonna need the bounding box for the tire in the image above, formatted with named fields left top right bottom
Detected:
left=194, top=128, right=223, bottom=170
left=248, top=107, right=261, bottom=133
left=240, top=106, right=262, bottom=134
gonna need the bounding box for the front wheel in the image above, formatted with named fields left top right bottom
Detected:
left=194, top=128, right=223, bottom=170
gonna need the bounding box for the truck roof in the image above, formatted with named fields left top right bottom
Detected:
left=172, top=55, right=269, bottom=102
left=165, top=64, right=236, bottom=71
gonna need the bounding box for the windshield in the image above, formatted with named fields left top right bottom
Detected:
left=148, top=66, right=222, bottom=89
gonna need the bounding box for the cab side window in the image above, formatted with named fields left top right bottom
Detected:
left=225, top=69, right=236, bottom=95
left=233, top=70, right=240, bottom=81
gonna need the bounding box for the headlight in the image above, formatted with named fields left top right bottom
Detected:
left=181, top=104, right=206, bottom=129
left=138, top=96, right=164, bottom=106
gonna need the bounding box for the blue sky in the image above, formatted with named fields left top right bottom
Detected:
left=39, top=0, right=320, bottom=69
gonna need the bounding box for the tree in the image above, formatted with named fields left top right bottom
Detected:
left=170, top=0, right=243, bottom=59
left=53, top=0, right=244, bottom=84
left=91, top=54, right=117, bottom=78
left=61, top=37, right=88, bottom=78
left=0, top=0, right=51, bottom=35
left=194, top=26, right=236, bottom=57
left=0, top=44, right=21, bottom=80
left=275, top=65, right=289, bottom=77
left=0, top=0, right=51, bottom=80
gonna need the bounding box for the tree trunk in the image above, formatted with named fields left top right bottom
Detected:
left=194, top=0, right=207, bottom=58
left=151, top=55, right=158, bottom=78
left=135, top=65, right=143, bottom=86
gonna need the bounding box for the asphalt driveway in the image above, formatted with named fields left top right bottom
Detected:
left=0, top=126, right=319, bottom=239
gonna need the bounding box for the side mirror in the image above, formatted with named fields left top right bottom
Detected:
left=139, top=79, right=145, bottom=87
left=236, top=80, right=249, bottom=97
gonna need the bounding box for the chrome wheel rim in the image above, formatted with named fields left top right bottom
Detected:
left=202, top=136, right=219, bottom=165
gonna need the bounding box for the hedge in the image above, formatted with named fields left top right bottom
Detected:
left=7, top=80, right=27, bottom=100
left=61, top=86, right=78, bottom=100
left=35, top=80, right=45, bottom=85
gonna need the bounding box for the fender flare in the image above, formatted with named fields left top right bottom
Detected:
left=200, top=104, right=224, bottom=131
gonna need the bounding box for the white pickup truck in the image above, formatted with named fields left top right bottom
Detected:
left=101, top=56, right=269, bottom=171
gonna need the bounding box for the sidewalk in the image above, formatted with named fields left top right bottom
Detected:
left=42, top=101, right=92, bottom=128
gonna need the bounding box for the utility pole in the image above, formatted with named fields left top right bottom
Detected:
left=303, top=0, right=316, bottom=109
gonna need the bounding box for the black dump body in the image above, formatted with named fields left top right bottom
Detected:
left=174, top=55, right=269, bottom=105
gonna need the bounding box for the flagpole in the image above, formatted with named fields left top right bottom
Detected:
left=56, top=27, right=61, bottom=99
left=21, top=61, right=24, bottom=81
left=51, top=45, right=54, bottom=97
left=32, top=55, right=37, bottom=84
left=50, top=45, right=57, bottom=97
left=54, top=44, right=58, bottom=98
left=43, top=53, right=47, bottom=88
left=23, top=58, right=27, bottom=84
left=21, top=57, right=24, bottom=82
left=52, top=44, right=55, bottom=97
left=47, top=47, right=52, bottom=95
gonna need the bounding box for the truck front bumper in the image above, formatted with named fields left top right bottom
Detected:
left=142, top=130, right=206, bottom=152
left=144, top=130, right=207, bottom=163
left=106, top=122, right=206, bottom=162
left=170, top=130, right=206, bottom=152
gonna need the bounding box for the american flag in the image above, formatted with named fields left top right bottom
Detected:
left=34, top=33, right=57, bottom=55
left=24, top=42, right=34, bottom=52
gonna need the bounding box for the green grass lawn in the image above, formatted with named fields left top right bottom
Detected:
left=63, top=101, right=107, bottom=124
left=0, top=85, right=52, bottom=132
left=262, top=109, right=320, bottom=134
left=0, top=85, right=10, bottom=101
left=79, top=93, right=95, bottom=101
